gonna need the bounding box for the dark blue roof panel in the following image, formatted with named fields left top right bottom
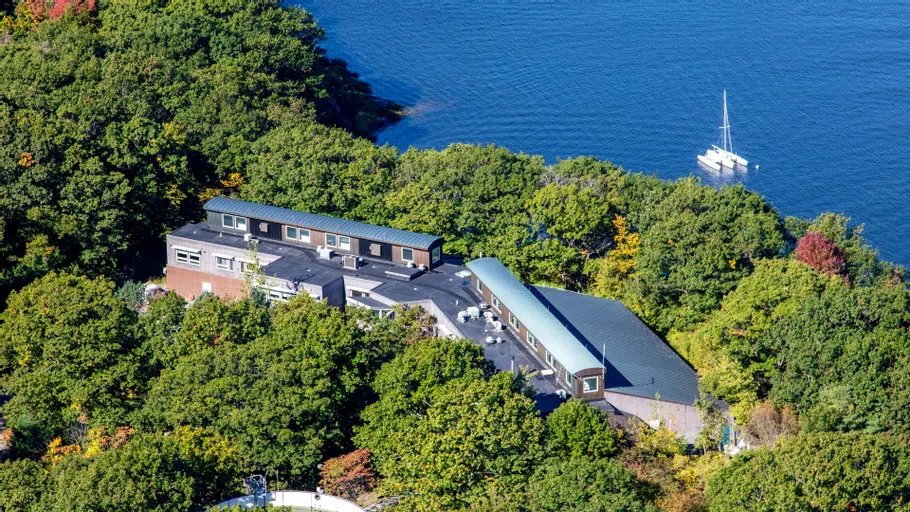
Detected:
left=204, top=196, right=443, bottom=250
left=530, top=286, right=700, bottom=405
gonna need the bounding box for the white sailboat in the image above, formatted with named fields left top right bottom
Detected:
left=697, top=90, right=748, bottom=170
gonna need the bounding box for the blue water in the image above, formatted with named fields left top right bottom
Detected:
left=299, top=0, right=910, bottom=266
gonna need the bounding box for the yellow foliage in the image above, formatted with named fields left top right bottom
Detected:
left=161, top=121, right=187, bottom=144
left=18, top=152, right=35, bottom=167
left=588, top=215, right=640, bottom=300
left=43, top=436, right=82, bottom=465
left=164, top=183, right=187, bottom=209
left=220, top=172, right=244, bottom=189
left=83, top=426, right=134, bottom=458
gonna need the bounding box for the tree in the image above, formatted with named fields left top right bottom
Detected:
left=795, top=231, right=845, bottom=278
left=138, top=291, right=190, bottom=373
left=0, top=458, right=46, bottom=512
left=385, top=144, right=544, bottom=258
left=355, top=337, right=495, bottom=472
left=806, top=212, right=902, bottom=286
left=0, top=272, right=142, bottom=453
left=38, top=428, right=240, bottom=512
left=743, top=400, right=799, bottom=448
left=706, top=433, right=910, bottom=511
left=628, top=180, right=786, bottom=333
left=139, top=295, right=400, bottom=486
left=177, top=294, right=270, bottom=351
left=0, top=0, right=393, bottom=295
left=666, top=259, right=834, bottom=421
left=544, top=399, right=621, bottom=459
left=244, top=120, right=398, bottom=224
left=528, top=457, right=656, bottom=512
left=524, top=179, right=615, bottom=286
left=588, top=215, right=640, bottom=300
left=319, top=448, right=377, bottom=501
left=381, top=373, right=544, bottom=511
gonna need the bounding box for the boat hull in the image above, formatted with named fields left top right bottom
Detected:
left=711, top=145, right=748, bottom=166
left=697, top=154, right=722, bottom=171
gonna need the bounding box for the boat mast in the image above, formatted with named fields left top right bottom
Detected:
left=722, top=90, right=733, bottom=154
left=720, top=89, right=727, bottom=151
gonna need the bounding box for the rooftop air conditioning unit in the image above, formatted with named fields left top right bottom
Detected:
left=318, top=247, right=334, bottom=260
left=243, top=233, right=253, bottom=242
left=343, top=255, right=360, bottom=270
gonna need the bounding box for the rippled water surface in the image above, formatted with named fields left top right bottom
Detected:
left=298, top=0, right=910, bottom=265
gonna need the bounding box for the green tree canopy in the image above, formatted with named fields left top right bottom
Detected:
left=628, top=180, right=786, bottom=332
left=0, top=0, right=392, bottom=294
left=544, top=399, right=621, bottom=459
left=706, top=433, right=910, bottom=511
left=386, top=144, right=544, bottom=258
left=528, top=456, right=657, bottom=512
left=0, top=272, right=142, bottom=453
left=138, top=295, right=402, bottom=486
left=355, top=337, right=495, bottom=473
left=37, top=428, right=240, bottom=512
left=381, top=373, right=544, bottom=511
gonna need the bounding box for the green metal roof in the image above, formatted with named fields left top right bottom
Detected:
left=466, top=258, right=605, bottom=374
left=204, top=197, right=443, bottom=250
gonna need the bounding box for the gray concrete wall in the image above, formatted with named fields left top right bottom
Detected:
left=604, top=391, right=702, bottom=443
left=166, top=234, right=280, bottom=279
left=409, top=299, right=465, bottom=339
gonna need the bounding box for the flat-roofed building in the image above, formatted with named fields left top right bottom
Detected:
left=204, top=197, right=443, bottom=268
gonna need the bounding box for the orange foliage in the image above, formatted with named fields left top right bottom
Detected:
left=319, top=449, right=377, bottom=501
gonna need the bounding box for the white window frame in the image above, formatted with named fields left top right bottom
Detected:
left=326, top=233, right=338, bottom=248
left=565, top=371, right=573, bottom=385
left=338, top=235, right=351, bottom=251
left=222, top=214, right=247, bottom=231
left=491, top=295, right=501, bottom=311
left=527, top=332, right=537, bottom=348
left=401, top=247, right=414, bottom=263
left=285, top=226, right=298, bottom=241
left=215, top=255, right=233, bottom=271
left=583, top=376, right=599, bottom=393
left=175, top=248, right=201, bottom=266
left=299, top=228, right=311, bottom=243
left=509, top=311, right=521, bottom=330
left=260, top=287, right=296, bottom=303
left=546, top=350, right=555, bottom=368
left=476, top=280, right=483, bottom=292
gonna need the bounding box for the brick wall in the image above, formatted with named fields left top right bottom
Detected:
left=166, top=266, right=247, bottom=300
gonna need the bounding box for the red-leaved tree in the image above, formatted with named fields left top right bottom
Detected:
left=795, top=231, right=846, bottom=277
left=319, top=449, right=377, bottom=501
left=48, top=0, right=95, bottom=19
